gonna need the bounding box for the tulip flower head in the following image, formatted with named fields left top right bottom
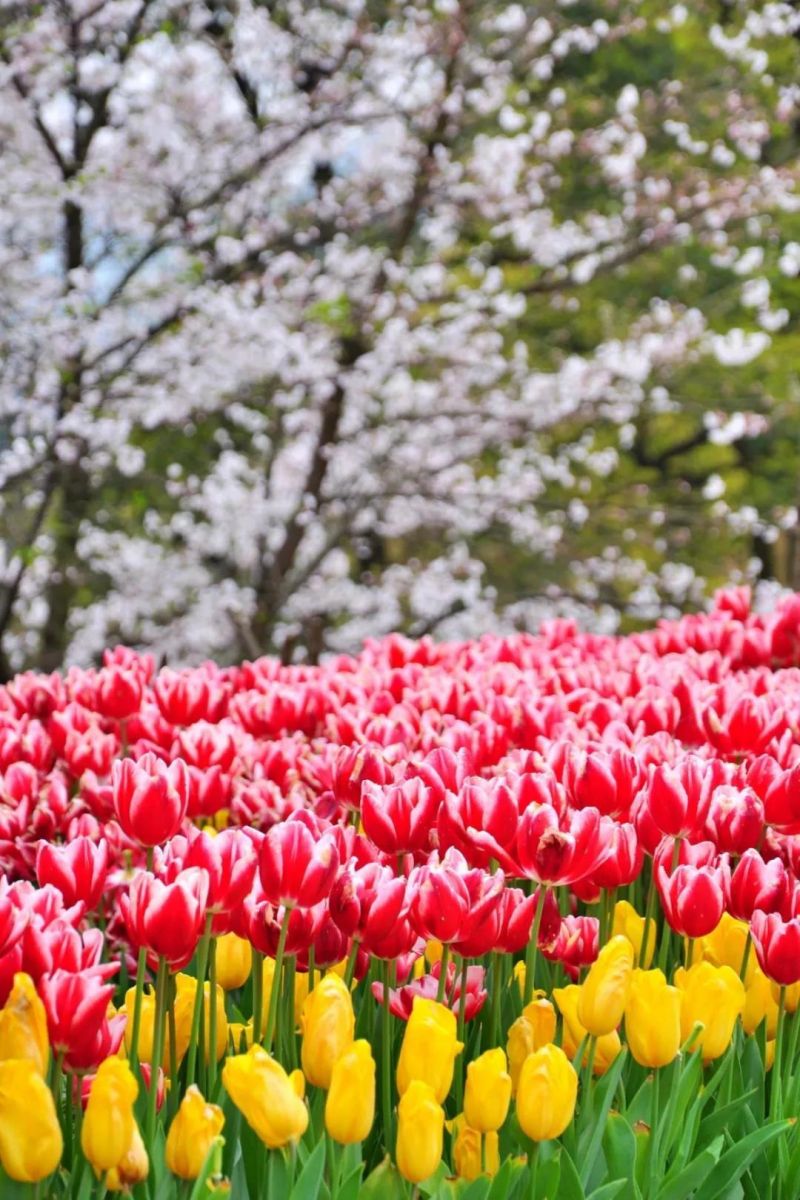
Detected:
left=325, top=1040, right=376, bottom=1144
left=0, top=1059, right=63, bottom=1181
left=166, top=1085, right=225, bottom=1179
left=396, top=1079, right=445, bottom=1184
left=516, top=1044, right=578, bottom=1142
left=624, top=969, right=681, bottom=1069
left=222, top=1045, right=308, bottom=1149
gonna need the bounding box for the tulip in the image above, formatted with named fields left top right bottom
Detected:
left=106, top=1125, right=149, bottom=1191
left=221, top=1045, right=308, bottom=1149
left=325, top=1040, right=376, bottom=1144
left=0, top=971, right=49, bottom=1076
left=397, top=997, right=464, bottom=1103
left=40, top=968, right=124, bottom=1072
left=542, top=915, right=600, bottom=979
left=464, top=1048, right=512, bottom=1133
left=0, top=880, right=27, bottom=958
left=94, top=664, right=144, bottom=720
left=516, top=1044, right=578, bottom=1141
left=81, top=1056, right=139, bottom=1174
left=36, top=836, right=109, bottom=913
left=656, top=861, right=729, bottom=939
left=593, top=823, right=643, bottom=890
left=699, top=913, right=753, bottom=983
left=729, top=850, right=787, bottom=922
left=578, top=935, right=634, bottom=1037
left=554, top=985, right=622, bottom=1074
left=644, top=760, right=712, bottom=839
left=166, top=1085, right=225, bottom=1179
left=408, top=849, right=471, bottom=944
left=215, top=932, right=252, bottom=991
left=112, top=752, right=189, bottom=845
left=123, top=868, right=210, bottom=971
left=507, top=998, right=557, bottom=1096
left=300, top=972, right=355, bottom=1089
left=516, top=804, right=611, bottom=886
left=0, top=1059, right=63, bottom=1181
left=612, top=899, right=655, bottom=968
left=182, top=826, right=258, bottom=915
left=451, top=1115, right=499, bottom=1180
left=750, top=912, right=800, bottom=986
left=125, top=973, right=196, bottom=1067
left=624, top=969, right=681, bottom=1068
left=396, top=1079, right=445, bottom=1184
left=362, top=777, right=439, bottom=856
left=674, top=961, right=745, bottom=1061
left=258, top=812, right=340, bottom=909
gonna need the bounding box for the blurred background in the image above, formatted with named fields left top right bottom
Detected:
left=1, top=0, right=800, bottom=675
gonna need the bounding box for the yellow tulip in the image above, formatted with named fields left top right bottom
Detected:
left=674, top=962, right=745, bottom=1062
left=554, top=985, right=622, bottom=1074
left=451, top=1115, right=499, bottom=1180
left=516, top=1044, right=578, bottom=1141
left=507, top=997, right=556, bottom=1096
left=222, top=1045, right=308, bottom=1148
left=772, top=980, right=800, bottom=1014
left=166, top=1085, right=225, bottom=1179
left=425, top=939, right=444, bottom=965
left=0, top=972, right=49, bottom=1076
left=397, top=997, right=464, bottom=1103
left=744, top=966, right=780, bottom=1038
left=325, top=1040, right=376, bottom=1144
left=300, top=973, right=355, bottom=1089
left=464, top=1048, right=512, bottom=1133
left=396, top=1079, right=444, bottom=1184
left=106, top=1124, right=148, bottom=1191
left=578, top=935, right=634, bottom=1037
left=624, top=969, right=681, bottom=1069
left=613, top=900, right=655, bottom=968
left=228, top=1021, right=254, bottom=1051
left=0, top=1059, right=63, bottom=1181
left=81, top=1056, right=139, bottom=1174
left=699, top=914, right=753, bottom=984
left=216, top=933, right=252, bottom=991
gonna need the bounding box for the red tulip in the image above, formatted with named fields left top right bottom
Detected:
left=542, top=914, right=599, bottom=979
left=94, top=665, right=144, bottom=721
left=437, top=778, right=519, bottom=870
left=496, top=885, right=560, bottom=955
left=564, top=747, right=644, bottom=819
left=729, top=849, right=788, bottom=922
left=258, top=812, right=339, bottom=909
left=329, top=861, right=408, bottom=944
left=644, top=760, right=713, bottom=839
left=592, top=822, right=642, bottom=890
left=450, top=867, right=505, bottom=958
left=112, top=753, right=189, bottom=846
left=515, top=804, right=611, bottom=886
left=705, top=785, right=763, bottom=855
left=39, top=968, right=125, bottom=1071
left=750, top=911, right=800, bottom=986
left=361, top=777, right=439, bottom=856
left=36, top=836, right=109, bottom=913
left=181, top=827, right=257, bottom=917
left=0, top=880, right=27, bottom=957
left=153, top=668, right=212, bottom=726
left=372, top=961, right=487, bottom=1021
left=656, top=860, right=730, bottom=939
left=123, top=868, right=209, bottom=970
left=408, top=849, right=471, bottom=944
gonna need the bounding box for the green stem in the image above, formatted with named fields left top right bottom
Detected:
left=784, top=1004, right=800, bottom=1108
left=264, top=905, right=293, bottom=1051
left=771, top=987, right=787, bottom=1122
left=50, top=1052, right=63, bottom=1120
left=251, top=950, right=264, bottom=1043
left=208, top=937, right=218, bottom=1095
left=185, top=914, right=212, bottom=1088
left=381, top=960, right=394, bottom=1157
left=129, top=945, right=148, bottom=1074
left=145, top=957, right=169, bottom=1148
left=436, top=944, right=451, bottom=1004
left=657, top=838, right=682, bottom=975
left=283, top=953, right=297, bottom=1069
left=489, top=952, right=501, bottom=1049
left=168, top=974, right=178, bottom=1120
left=649, top=1068, right=660, bottom=1188
left=523, top=887, right=547, bottom=1005
left=455, top=957, right=469, bottom=1112
left=685, top=938, right=695, bottom=970
left=640, top=863, right=657, bottom=969
left=528, top=1143, right=539, bottom=1200
left=480, top=1133, right=486, bottom=1176
left=739, top=932, right=752, bottom=983
left=343, top=938, right=360, bottom=988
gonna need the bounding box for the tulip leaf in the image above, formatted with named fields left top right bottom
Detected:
left=653, top=1135, right=724, bottom=1200
left=556, top=1146, right=586, bottom=1200
left=691, top=1121, right=790, bottom=1200
left=357, top=1157, right=406, bottom=1200
left=587, top=1184, right=626, bottom=1200
left=290, top=1138, right=326, bottom=1200
left=487, top=1156, right=526, bottom=1200
left=578, top=1050, right=628, bottom=1186
left=697, top=1091, right=757, bottom=1146
left=537, top=1148, right=562, bottom=1200
left=602, top=1113, right=639, bottom=1193
left=458, top=1178, right=492, bottom=1199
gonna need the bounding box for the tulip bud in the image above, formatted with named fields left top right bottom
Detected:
left=222, top=1045, right=308, bottom=1148
left=516, top=1044, right=578, bottom=1141
left=106, top=1125, right=148, bottom=1191
left=751, top=912, right=800, bottom=987
left=325, top=1040, right=376, bottom=1144
left=464, top=1048, right=512, bottom=1134
left=699, top=913, right=753, bottom=983
left=215, top=933, right=252, bottom=991
left=624, top=969, right=681, bottom=1069
left=396, top=1079, right=444, bottom=1184
left=81, top=1056, right=139, bottom=1174
left=166, top=1085, right=225, bottom=1179
left=743, top=966, right=780, bottom=1038
left=507, top=998, right=556, bottom=1097
left=0, top=1059, right=63, bottom=1181
left=578, top=935, right=634, bottom=1036
left=0, top=971, right=49, bottom=1076
left=300, top=973, right=355, bottom=1089
left=451, top=1115, right=499, bottom=1180
left=674, top=961, right=745, bottom=1062
left=397, top=997, right=464, bottom=1103
left=612, top=900, right=655, bottom=968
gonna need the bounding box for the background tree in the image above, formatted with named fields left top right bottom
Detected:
left=1, top=0, right=800, bottom=674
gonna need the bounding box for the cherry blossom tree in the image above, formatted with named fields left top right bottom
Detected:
left=1, top=0, right=799, bottom=674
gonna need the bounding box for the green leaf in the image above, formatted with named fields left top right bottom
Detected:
left=578, top=1051, right=628, bottom=1186
left=587, top=1184, right=626, bottom=1200
left=557, top=1146, right=586, bottom=1200
left=603, top=1112, right=638, bottom=1186
left=358, top=1158, right=407, bottom=1200
left=654, top=1135, right=724, bottom=1200
left=692, top=1121, right=789, bottom=1200
left=290, top=1138, right=326, bottom=1200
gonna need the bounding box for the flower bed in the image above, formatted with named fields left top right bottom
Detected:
left=2, top=587, right=800, bottom=1197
